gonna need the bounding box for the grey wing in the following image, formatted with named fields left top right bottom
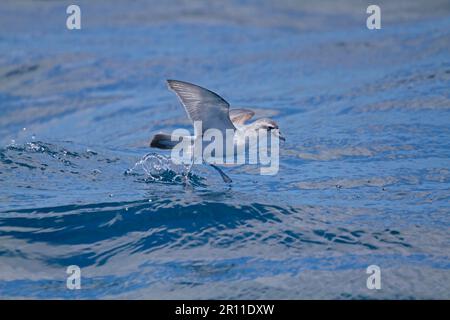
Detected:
left=229, top=108, right=255, bottom=125
left=167, top=80, right=236, bottom=134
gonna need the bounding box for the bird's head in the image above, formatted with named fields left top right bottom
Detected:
left=252, top=118, right=285, bottom=141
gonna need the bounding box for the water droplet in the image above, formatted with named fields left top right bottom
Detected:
left=148, top=199, right=152, bottom=202
left=31, top=134, right=36, bottom=140
left=125, top=207, right=129, bottom=211
left=22, top=127, right=26, bottom=131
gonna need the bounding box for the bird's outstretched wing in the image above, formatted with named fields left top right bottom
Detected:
left=167, top=80, right=236, bottom=134
left=229, top=108, right=255, bottom=125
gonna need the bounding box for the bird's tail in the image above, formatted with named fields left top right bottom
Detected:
left=150, top=133, right=185, bottom=150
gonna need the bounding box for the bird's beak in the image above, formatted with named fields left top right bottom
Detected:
left=273, top=129, right=286, bottom=142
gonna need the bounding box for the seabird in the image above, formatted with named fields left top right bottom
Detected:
left=150, top=80, right=284, bottom=183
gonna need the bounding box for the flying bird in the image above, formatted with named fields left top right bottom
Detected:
left=150, top=80, right=284, bottom=183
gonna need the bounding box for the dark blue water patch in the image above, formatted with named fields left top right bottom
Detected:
left=0, top=197, right=424, bottom=277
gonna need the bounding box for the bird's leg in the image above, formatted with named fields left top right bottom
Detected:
left=183, top=139, right=199, bottom=187
left=183, top=159, right=194, bottom=186
left=209, top=164, right=232, bottom=183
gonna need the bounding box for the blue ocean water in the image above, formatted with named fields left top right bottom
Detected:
left=0, top=0, right=449, bottom=299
